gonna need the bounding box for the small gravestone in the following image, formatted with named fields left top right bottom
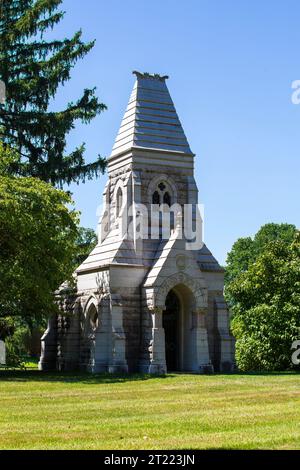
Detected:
left=0, top=340, right=6, bottom=365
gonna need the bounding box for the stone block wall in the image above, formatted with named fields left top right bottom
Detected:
left=117, top=286, right=141, bottom=372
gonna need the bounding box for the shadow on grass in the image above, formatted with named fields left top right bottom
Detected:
left=0, top=369, right=298, bottom=384
left=223, top=370, right=300, bottom=377
left=0, top=370, right=178, bottom=384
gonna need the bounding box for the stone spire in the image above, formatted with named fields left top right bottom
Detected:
left=110, top=71, right=193, bottom=158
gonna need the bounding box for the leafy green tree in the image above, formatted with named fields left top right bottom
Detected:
left=253, top=223, right=297, bottom=250
left=0, top=144, right=79, bottom=327
left=225, top=223, right=297, bottom=305
left=0, top=0, right=106, bottom=185
left=228, top=233, right=300, bottom=371
left=74, top=226, right=97, bottom=267
left=225, top=237, right=254, bottom=286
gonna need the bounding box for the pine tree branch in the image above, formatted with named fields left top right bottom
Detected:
left=0, top=0, right=107, bottom=184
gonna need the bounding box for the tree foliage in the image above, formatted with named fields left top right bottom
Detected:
left=0, top=0, right=107, bottom=185
left=74, top=226, right=97, bottom=267
left=0, top=144, right=79, bottom=328
left=225, top=223, right=297, bottom=305
left=226, top=226, right=300, bottom=371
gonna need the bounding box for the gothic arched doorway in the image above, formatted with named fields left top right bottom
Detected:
left=163, top=289, right=180, bottom=371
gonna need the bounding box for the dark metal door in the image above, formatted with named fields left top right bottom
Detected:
left=163, top=290, right=180, bottom=371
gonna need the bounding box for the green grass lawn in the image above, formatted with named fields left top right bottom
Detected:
left=0, top=371, right=299, bottom=450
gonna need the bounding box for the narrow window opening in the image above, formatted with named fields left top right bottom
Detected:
left=163, top=191, right=171, bottom=207
left=152, top=190, right=160, bottom=205
left=116, top=187, right=123, bottom=218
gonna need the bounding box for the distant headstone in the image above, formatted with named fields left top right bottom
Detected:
left=0, top=340, right=6, bottom=365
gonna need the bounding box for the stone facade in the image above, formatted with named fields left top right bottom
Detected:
left=0, top=340, right=5, bottom=365
left=39, top=71, right=235, bottom=374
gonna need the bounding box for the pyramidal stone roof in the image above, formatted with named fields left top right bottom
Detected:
left=110, top=71, right=193, bottom=158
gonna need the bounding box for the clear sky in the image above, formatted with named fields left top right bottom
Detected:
left=52, top=0, right=299, bottom=265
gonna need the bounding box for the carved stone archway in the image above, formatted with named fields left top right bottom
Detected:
left=83, top=296, right=100, bottom=328
left=146, top=272, right=207, bottom=312
left=143, top=273, right=210, bottom=374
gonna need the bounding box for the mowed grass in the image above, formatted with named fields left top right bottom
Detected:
left=0, top=371, right=299, bottom=450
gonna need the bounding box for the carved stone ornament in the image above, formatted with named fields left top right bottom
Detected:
left=132, top=71, right=169, bottom=81
left=176, top=254, right=186, bottom=271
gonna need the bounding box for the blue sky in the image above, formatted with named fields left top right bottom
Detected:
left=52, top=0, right=299, bottom=265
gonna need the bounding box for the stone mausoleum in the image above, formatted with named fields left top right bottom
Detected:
left=39, top=71, right=235, bottom=374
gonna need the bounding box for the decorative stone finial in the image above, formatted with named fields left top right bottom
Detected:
left=132, top=71, right=169, bottom=81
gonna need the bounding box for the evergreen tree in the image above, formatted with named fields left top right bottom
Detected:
left=74, top=227, right=97, bottom=267
left=0, top=0, right=107, bottom=185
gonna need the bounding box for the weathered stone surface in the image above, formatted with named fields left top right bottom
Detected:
left=39, top=71, right=235, bottom=374
left=0, top=340, right=5, bottom=365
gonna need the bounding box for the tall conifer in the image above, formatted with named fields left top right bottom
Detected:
left=0, top=0, right=106, bottom=185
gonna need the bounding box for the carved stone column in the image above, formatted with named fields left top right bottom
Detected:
left=38, top=315, right=58, bottom=371
left=148, top=307, right=167, bottom=375
left=92, top=295, right=111, bottom=373
left=191, top=308, right=213, bottom=373
left=214, top=296, right=235, bottom=372
left=108, top=294, right=128, bottom=374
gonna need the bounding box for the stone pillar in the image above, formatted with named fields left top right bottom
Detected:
left=57, top=301, right=81, bottom=371
left=108, top=294, right=128, bottom=374
left=214, top=297, right=235, bottom=371
left=148, top=307, right=167, bottom=375
left=92, top=295, right=111, bottom=373
left=99, top=181, right=110, bottom=244
left=38, top=315, right=58, bottom=371
left=191, top=308, right=213, bottom=373
left=131, top=170, right=143, bottom=260
left=0, top=340, right=6, bottom=365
